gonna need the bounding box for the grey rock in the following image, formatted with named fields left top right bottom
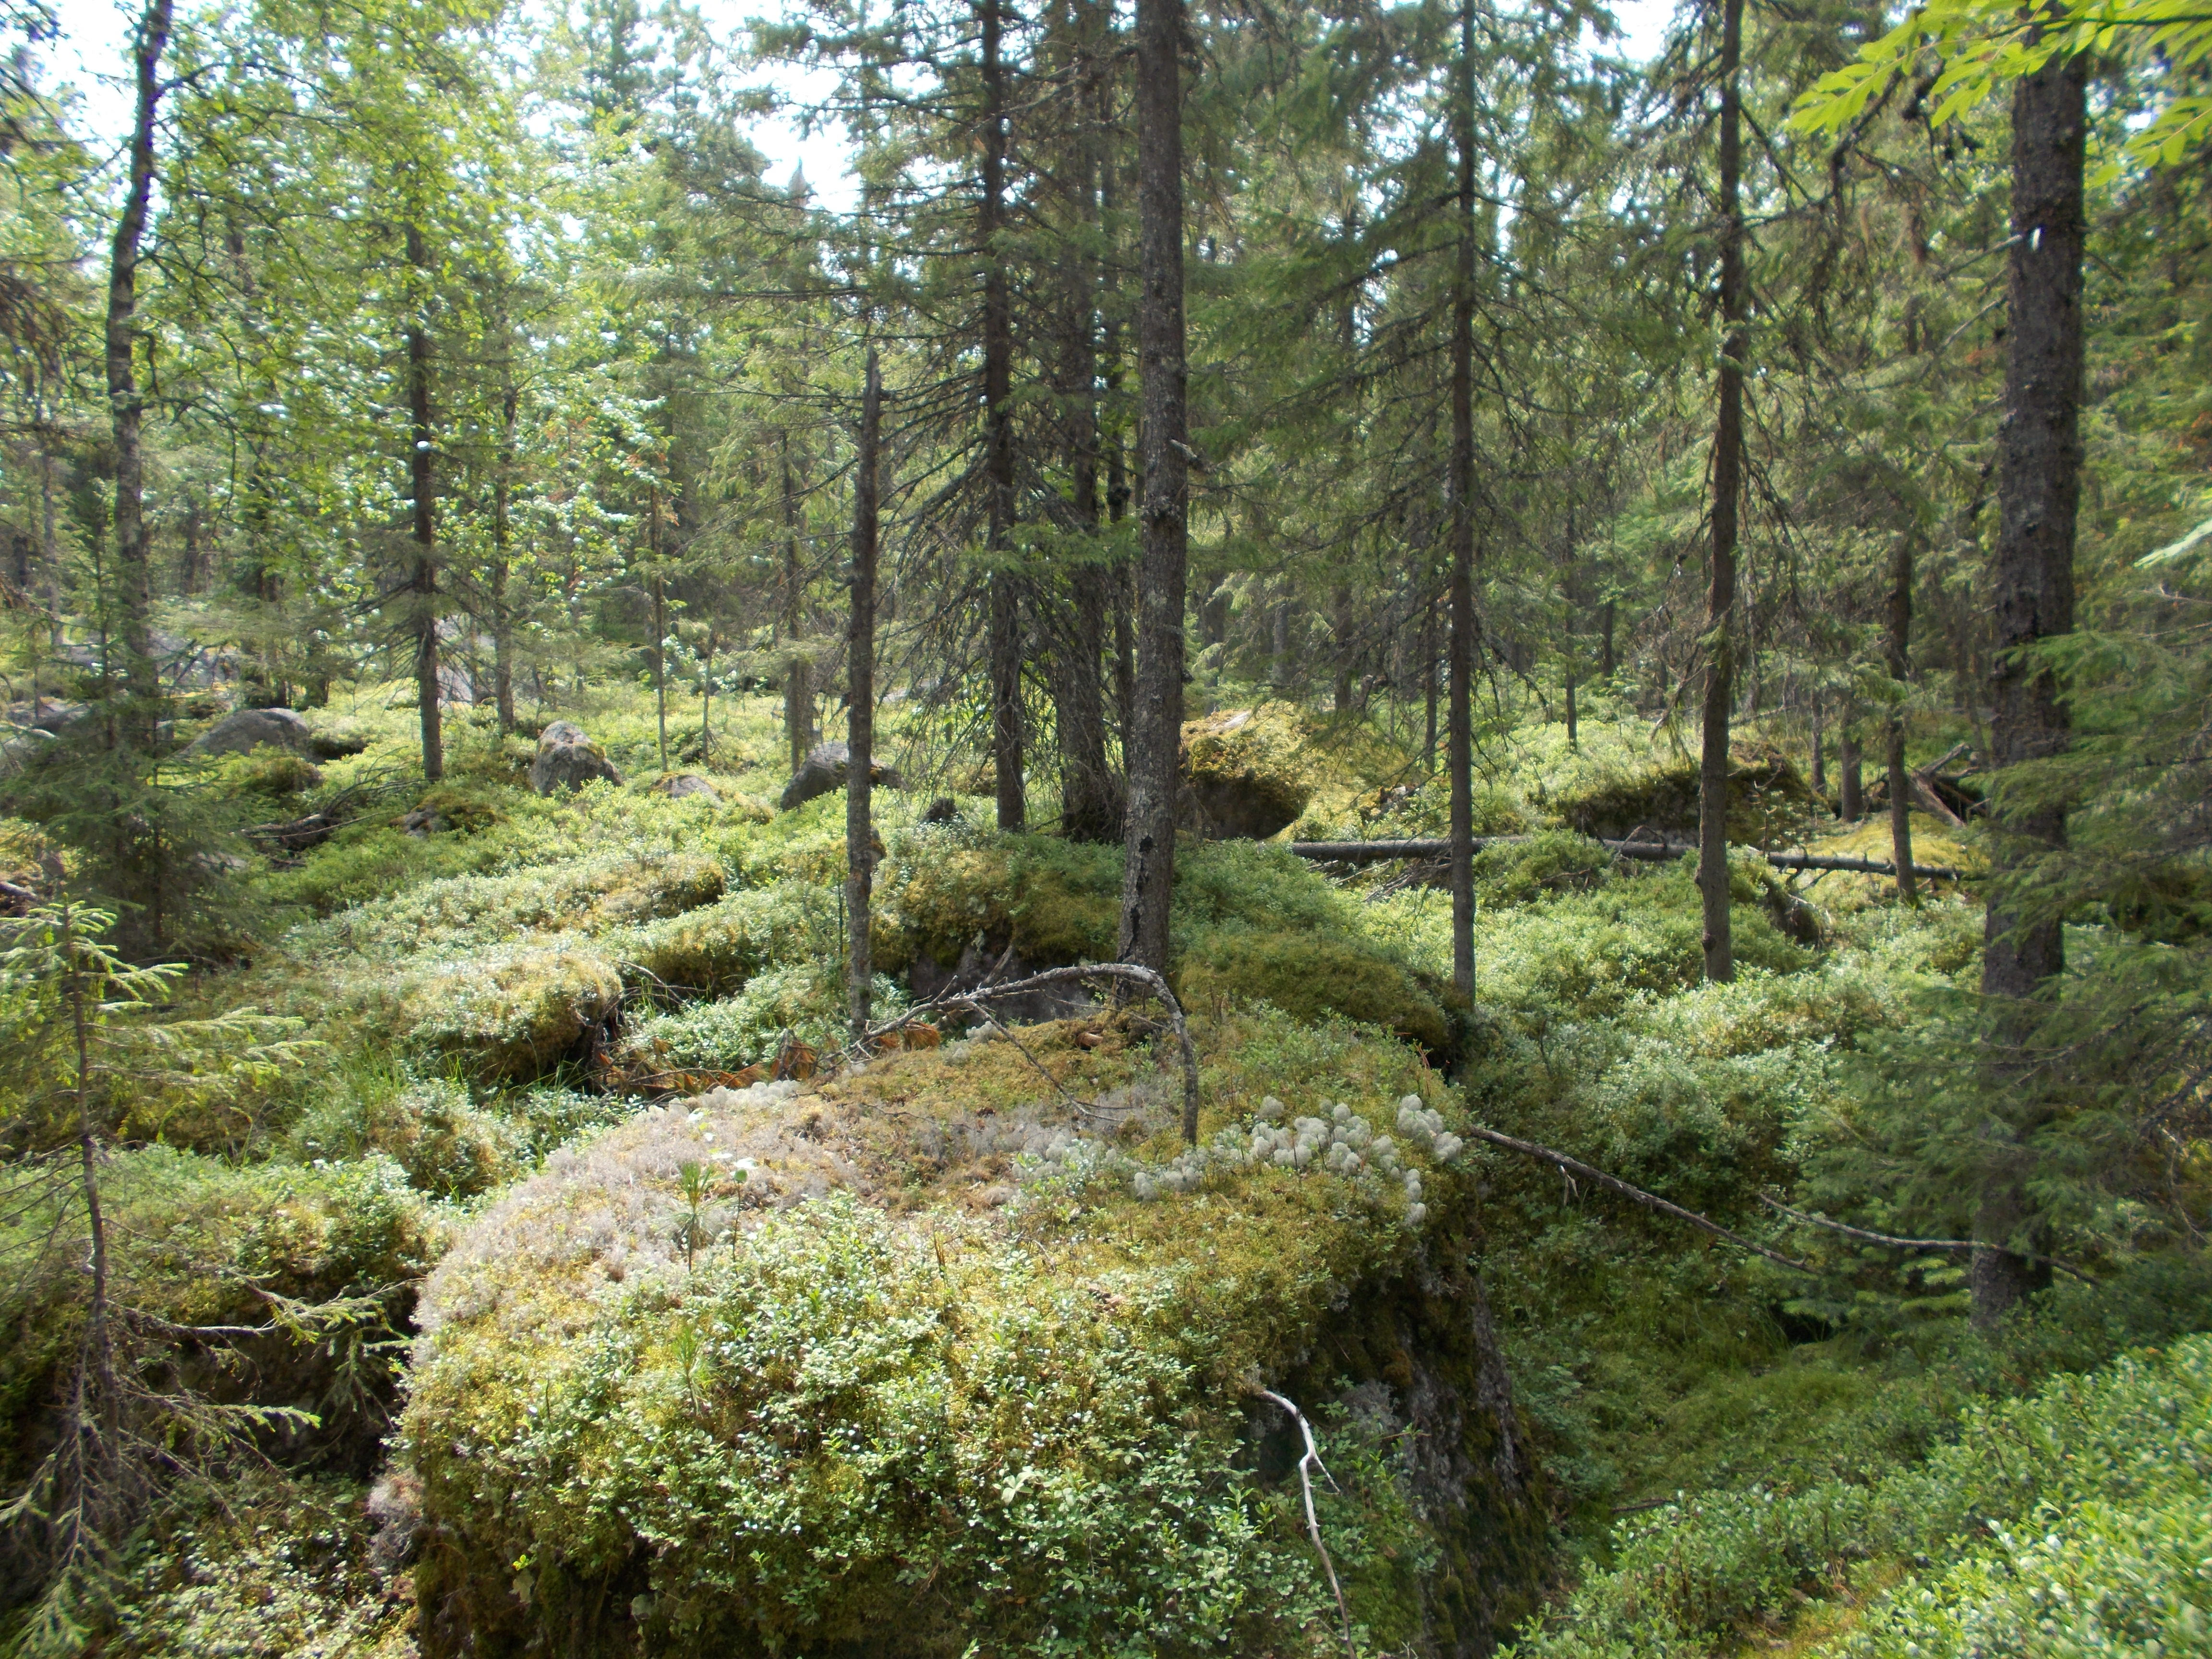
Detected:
left=651, top=772, right=720, bottom=802
left=530, top=721, right=623, bottom=796
left=778, top=741, right=904, bottom=811
left=188, top=707, right=312, bottom=757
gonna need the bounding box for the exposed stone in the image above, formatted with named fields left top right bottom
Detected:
left=778, top=740, right=905, bottom=811
left=530, top=721, right=624, bottom=796
left=187, top=706, right=313, bottom=757
left=650, top=772, right=720, bottom=802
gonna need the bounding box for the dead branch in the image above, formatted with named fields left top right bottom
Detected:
left=1757, top=1196, right=2091, bottom=1281
left=1256, top=1389, right=1356, bottom=1659
left=1460, top=1123, right=1815, bottom=1272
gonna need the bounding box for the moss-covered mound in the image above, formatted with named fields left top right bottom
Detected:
left=1179, top=706, right=1316, bottom=839
left=1552, top=749, right=1822, bottom=846
left=402, top=1011, right=1547, bottom=1658
left=0, top=1149, right=443, bottom=1499
left=873, top=830, right=1455, bottom=1053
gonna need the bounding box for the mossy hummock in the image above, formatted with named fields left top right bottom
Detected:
left=402, top=1012, right=1548, bottom=1658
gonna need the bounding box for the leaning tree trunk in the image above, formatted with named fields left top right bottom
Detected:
left=1447, top=0, right=1479, bottom=1000
left=405, top=223, right=443, bottom=784
left=848, top=352, right=882, bottom=1043
left=105, top=0, right=174, bottom=747
left=1973, top=48, right=2086, bottom=1330
left=1884, top=536, right=1918, bottom=903
left=982, top=0, right=1025, bottom=831
left=1118, top=0, right=1187, bottom=975
left=1697, top=0, right=1745, bottom=985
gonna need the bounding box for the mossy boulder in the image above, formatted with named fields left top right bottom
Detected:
left=0, top=1149, right=442, bottom=1502
left=1179, top=706, right=1316, bottom=839
left=401, top=1012, right=1548, bottom=1658
left=1552, top=749, right=1821, bottom=846
left=1178, top=928, right=1453, bottom=1052
left=397, top=946, right=624, bottom=1082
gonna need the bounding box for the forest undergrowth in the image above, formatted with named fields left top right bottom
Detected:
left=1, top=673, right=2202, bottom=1657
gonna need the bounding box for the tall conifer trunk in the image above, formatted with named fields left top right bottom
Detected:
left=1974, top=48, right=2086, bottom=1328
left=848, top=352, right=882, bottom=1042
left=105, top=0, right=173, bottom=745
left=1118, top=0, right=1186, bottom=974
left=405, top=223, right=443, bottom=783
left=1447, top=0, right=1479, bottom=999
left=982, top=0, right=1024, bottom=830
left=1697, top=0, right=1745, bottom=984
left=492, top=371, right=517, bottom=735
left=782, top=433, right=811, bottom=770
left=1885, top=537, right=1917, bottom=902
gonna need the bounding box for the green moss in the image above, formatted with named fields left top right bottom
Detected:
left=397, top=946, right=623, bottom=1082
left=1179, top=705, right=1316, bottom=837
left=1551, top=747, right=1823, bottom=846
left=401, top=1010, right=1547, bottom=1658
left=0, top=1149, right=443, bottom=1490
left=1178, top=929, right=1452, bottom=1051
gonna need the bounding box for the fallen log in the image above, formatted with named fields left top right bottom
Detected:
left=1287, top=835, right=1967, bottom=882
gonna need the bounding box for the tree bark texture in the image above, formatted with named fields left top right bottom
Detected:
left=1447, top=0, right=1479, bottom=1000
left=405, top=223, right=444, bottom=783
left=1838, top=725, right=1862, bottom=818
left=1974, top=49, right=2086, bottom=1330
left=782, top=434, right=812, bottom=771
left=104, top=0, right=173, bottom=742
left=1885, top=536, right=1917, bottom=903
left=1697, top=0, right=1745, bottom=985
left=492, top=375, right=517, bottom=734
left=1118, top=0, right=1187, bottom=975
left=1052, top=90, right=1121, bottom=843
left=983, top=0, right=1025, bottom=831
left=848, top=352, right=882, bottom=1043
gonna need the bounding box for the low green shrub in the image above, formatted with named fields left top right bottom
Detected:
left=1505, top=1333, right=2212, bottom=1658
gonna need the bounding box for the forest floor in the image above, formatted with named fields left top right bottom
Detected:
left=12, top=671, right=2207, bottom=1658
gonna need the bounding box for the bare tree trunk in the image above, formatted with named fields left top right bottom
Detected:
left=1809, top=692, right=1826, bottom=793
left=652, top=567, right=669, bottom=773
left=1885, top=537, right=1918, bottom=902
left=848, top=353, right=882, bottom=1042
left=1599, top=596, right=1615, bottom=679
left=104, top=0, right=173, bottom=747
left=1974, top=48, right=2085, bottom=1330
left=1447, top=0, right=1479, bottom=1000
left=1098, top=62, right=1135, bottom=752
left=1333, top=582, right=1354, bottom=712
left=983, top=0, right=1024, bottom=831
left=781, top=436, right=812, bottom=771
left=405, top=223, right=443, bottom=783
left=1053, top=67, right=1121, bottom=844
left=699, top=633, right=715, bottom=764
left=1697, top=0, right=1744, bottom=985
left=492, top=375, right=517, bottom=735
left=1838, top=725, right=1863, bottom=817
left=1118, top=0, right=1186, bottom=975
left=1423, top=591, right=1438, bottom=771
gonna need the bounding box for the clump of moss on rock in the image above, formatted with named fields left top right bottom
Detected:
left=1551, top=748, right=1822, bottom=846
left=1179, top=705, right=1316, bottom=839
left=399, top=1011, right=1548, bottom=1658
left=396, top=946, right=623, bottom=1082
